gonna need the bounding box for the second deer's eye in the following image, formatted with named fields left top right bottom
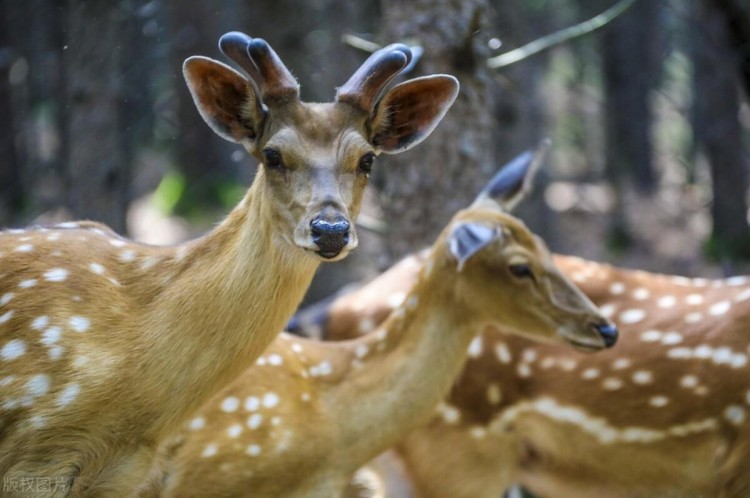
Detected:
left=358, top=152, right=376, bottom=174
left=262, top=149, right=284, bottom=170
left=509, top=264, right=535, bottom=280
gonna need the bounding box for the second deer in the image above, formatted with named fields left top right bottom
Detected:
left=137, top=145, right=617, bottom=498
left=295, top=160, right=750, bottom=497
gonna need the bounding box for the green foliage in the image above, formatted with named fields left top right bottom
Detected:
left=152, top=171, right=186, bottom=215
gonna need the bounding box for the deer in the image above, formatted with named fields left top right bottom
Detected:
left=289, top=158, right=750, bottom=498
left=0, top=32, right=459, bottom=497
left=135, top=144, right=617, bottom=498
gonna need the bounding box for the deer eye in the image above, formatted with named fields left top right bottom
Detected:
left=358, top=152, right=376, bottom=174
left=509, top=264, right=535, bottom=280
left=262, top=148, right=284, bottom=170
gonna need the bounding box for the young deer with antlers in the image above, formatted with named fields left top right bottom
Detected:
left=0, top=33, right=457, bottom=496
left=294, top=156, right=750, bottom=498
left=137, top=144, right=617, bottom=498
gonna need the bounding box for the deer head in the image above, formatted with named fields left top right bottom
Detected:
left=433, top=143, right=618, bottom=351
left=183, top=33, right=459, bottom=260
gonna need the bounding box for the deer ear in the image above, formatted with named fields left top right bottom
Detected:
left=473, top=139, right=550, bottom=212
left=368, top=75, right=459, bottom=154
left=183, top=56, right=266, bottom=144
left=448, top=222, right=501, bottom=271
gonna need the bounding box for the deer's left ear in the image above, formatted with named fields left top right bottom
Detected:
left=449, top=222, right=501, bottom=271
left=368, top=75, right=459, bottom=154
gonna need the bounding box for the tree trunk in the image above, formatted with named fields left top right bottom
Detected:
left=377, top=0, right=496, bottom=261
left=62, top=0, right=129, bottom=233
left=692, top=0, right=750, bottom=261
left=0, top=0, right=22, bottom=226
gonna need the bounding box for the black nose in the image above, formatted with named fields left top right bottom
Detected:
left=310, top=217, right=350, bottom=258
left=594, top=323, right=618, bottom=348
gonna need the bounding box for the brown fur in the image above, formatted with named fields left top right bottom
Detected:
left=314, top=255, right=750, bottom=498
left=138, top=201, right=611, bottom=497
left=0, top=37, right=458, bottom=497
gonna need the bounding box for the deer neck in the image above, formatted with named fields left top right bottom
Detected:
left=138, top=179, right=319, bottom=439
left=324, top=261, right=479, bottom=466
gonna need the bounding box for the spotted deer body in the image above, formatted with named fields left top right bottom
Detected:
left=303, top=240, right=750, bottom=497
left=0, top=33, right=458, bottom=497
left=139, top=147, right=616, bottom=498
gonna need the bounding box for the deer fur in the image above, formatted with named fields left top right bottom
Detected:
left=0, top=34, right=458, bottom=497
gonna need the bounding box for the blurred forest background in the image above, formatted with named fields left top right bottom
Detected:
left=1, top=0, right=750, bottom=303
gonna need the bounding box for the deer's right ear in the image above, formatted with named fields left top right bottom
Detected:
left=368, top=75, right=459, bottom=154
left=183, top=56, right=266, bottom=144
left=448, top=222, right=501, bottom=272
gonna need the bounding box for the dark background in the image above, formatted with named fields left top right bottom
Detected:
left=1, top=0, right=749, bottom=303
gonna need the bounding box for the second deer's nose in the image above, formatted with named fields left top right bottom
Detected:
left=594, top=323, right=619, bottom=348
left=310, top=217, right=350, bottom=258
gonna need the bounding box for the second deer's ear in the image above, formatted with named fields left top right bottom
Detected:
left=368, top=75, right=459, bottom=154
left=448, top=222, right=501, bottom=271
left=183, top=56, right=266, bottom=145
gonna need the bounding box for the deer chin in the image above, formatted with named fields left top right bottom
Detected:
left=557, top=325, right=607, bottom=353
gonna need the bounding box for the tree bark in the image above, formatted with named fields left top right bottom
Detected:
left=692, top=0, right=750, bottom=261
left=62, top=0, right=129, bottom=232
left=377, top=0, right=497, bottom=260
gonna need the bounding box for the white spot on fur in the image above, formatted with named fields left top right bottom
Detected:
left=355, top=343, right=369, bottom=359
left=602, top=378, right=623, bottom=391
left=495, top=343, right=512, bottom=364
left=56, top=383, right=80, bottom=407
left=119, top=250, right=136, bottom=263
left=467, top=336, right=483, bottom=358
left=247, top=413, right=263, bottom=429
left=517, top=364, right=531, bottom=378
left=657, top=295, right=676, bottom=308
left=26, top=375, right=50, bottom=398
left=18, top=279, right=37, bottom=288
left=582, top=368, right=600, bottom=380
left=612, top=358, right=631, bottom=370
left=14, top=244, right=33, bottom=252
left=685, top=312, right=703, bottom=324
left=680, top=375, right=699, bottom=388
left=244, top=397, right=260, bottom=411
left=470, top=427, right=487, bottom=439
left=0, top=293, right=13, bottom=306
left=220, top=397, right=239, bottom=413
left=69, top=316, right=90, bottom=332
left=0, top=311, right=13, bottom=324
left=661, top=331, right=683, bottom=345
left=271, top=416, right=281, bottom=426
left=640, top=330, right=663, bottom=342
left=43, top=268, right=68, bottom=282
left=41, top=326, right=62, bottom=346
left=609, top=282, right=625, bottom=295
left=735, top=288, right=750, bottom=302
left=631, top=370, right=653, bottom=384
left=267, top=354, right=283, bottom=366
left=140, top=256, right=159, bottom=270
left=649, top=396, right=669, bottom=407
left=48, top=346, right=64, bottom=360
left=189, top=417, right=205, bottom=430
left=109, top=239, right=126, bottom=247
left=437, top=403, right=460, bottom=424
left=619, top=309, right=646, bottom=324
left=726, top=276, right=747, bottom=286
left=685, top=294, right=704, bottom=305
left=291, top=343, right=303, bottom=354
left=227, top=424, right=243, bottom=438
left=201, top=444, right=218, bottom=458
left=632, top=288, right=650, bottom=300
left=262, top=392, right=279, bottom=408
left=724, top=405, right=746, bottom=426
left=1, top=339, right=25, bottom=360
left=301, top=392, right=311, bottom=402
left=30, top=316, right=49, bottom=331
left=599, top=304, right=617, bottom=318
left=709, top=301, right=731, bottom=316
left=89, top=263, right=105, bottom=275
left=246, top=444, right=261, bottom=456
